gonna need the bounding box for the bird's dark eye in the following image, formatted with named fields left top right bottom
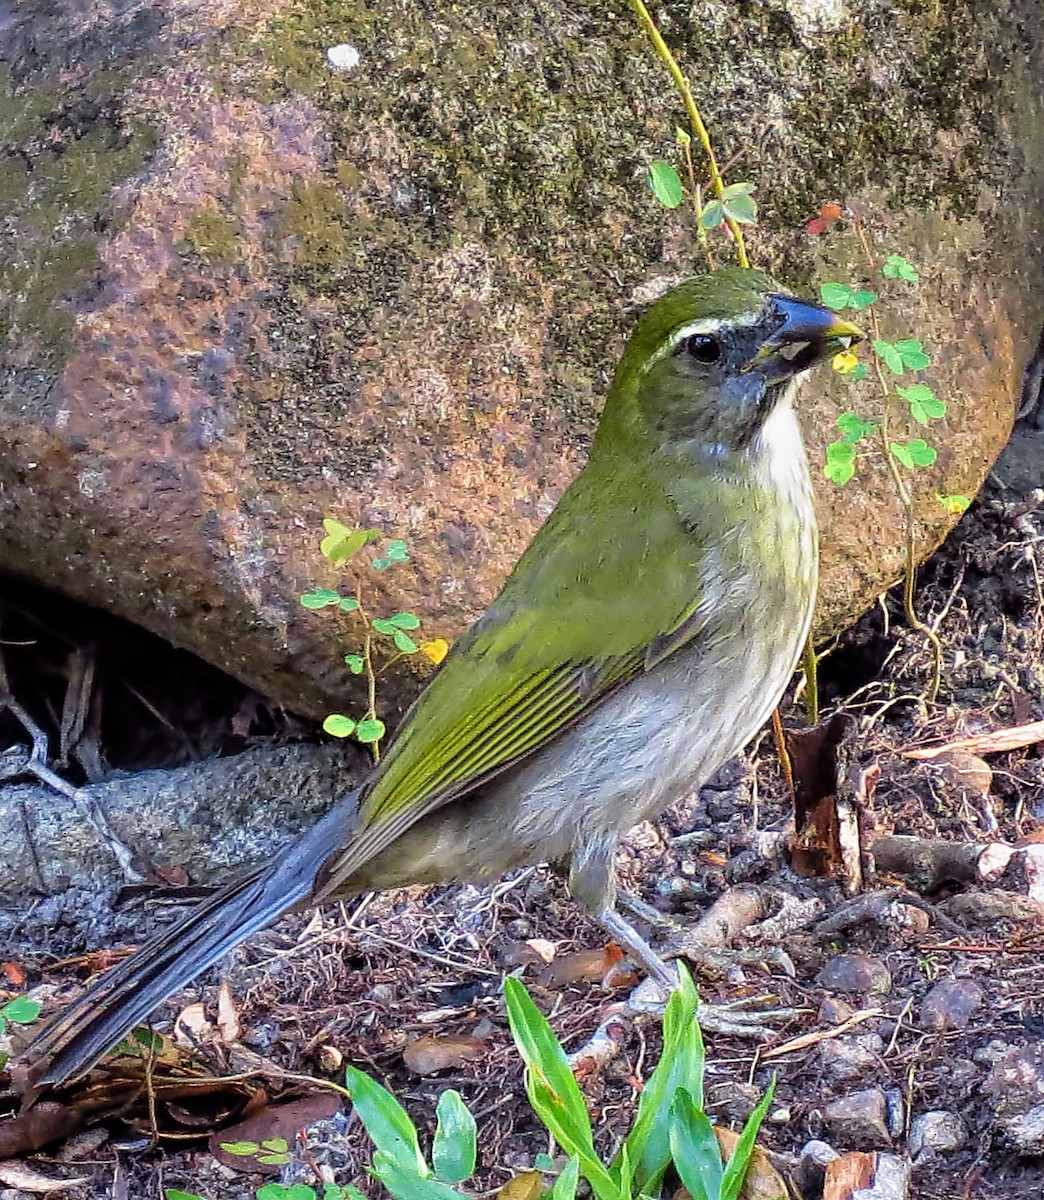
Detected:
left=685, top=333, right=722, bottom=363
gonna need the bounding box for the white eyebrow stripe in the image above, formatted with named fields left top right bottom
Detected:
left=642, top=309, right=763, bottom=372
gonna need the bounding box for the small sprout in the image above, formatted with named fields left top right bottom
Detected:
left=937, top=493, right=971, bottom=514
left=882, top=253, right=920, bottom=282
left=344, top=653, right=365, bottom=674
left=420, top=638, right=450, bottom=665
left=824, top=441, right=857, bottom=485
left=820, top=282, right=878, bottom=312
left=832, top=348, right=860, bottom=373
left=850, top=362, right=869, bottom=381
left=355, top=718, right=386, bottom=743
left=300, top=588, right=341, bottom=610
left=890, top=439, right=937, bottom=469
left=320, top=520, right=381, bottom=567
left=897, top=383, right=946, bottom=424
left=647, top=160, right=684, bottom=208
left=323, top=714, right=357, bottom=738
left=836, top=412, right=876, bottom=444
left=718, top=180, right=757, bottom=224
left=674, top=125, right=691, bottom=147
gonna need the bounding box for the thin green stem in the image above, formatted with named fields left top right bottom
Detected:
left=630, top=0, right=750, bottom=268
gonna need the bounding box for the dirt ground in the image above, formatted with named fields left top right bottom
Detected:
left=2, top=439, right=1044, bottom=1199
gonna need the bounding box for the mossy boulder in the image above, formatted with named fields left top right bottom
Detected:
left=0, top=0, right=1040, bottom=720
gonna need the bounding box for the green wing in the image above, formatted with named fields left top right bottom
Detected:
left=314, top=460, right=715, bottom=895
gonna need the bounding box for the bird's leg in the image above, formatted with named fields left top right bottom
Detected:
left=567, top=836, right=679, bottom=990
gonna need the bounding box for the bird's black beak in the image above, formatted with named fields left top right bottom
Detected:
left=745, top=295, right=864, bottom=379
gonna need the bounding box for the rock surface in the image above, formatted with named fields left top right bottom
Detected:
left=1, top=0, right=1042, bottom=719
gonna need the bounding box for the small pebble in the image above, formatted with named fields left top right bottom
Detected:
left=822, top=1088, right=892, bottom=1149
left=794, top=1139, right=840, bottom=1196
left=919, top=977, right=984, bottom=1030
left=816, top=954, right=892, bottom=995
left=909, top=1110, right=967, bottom=1161
left=817, top=1033, right=884, bottom=1081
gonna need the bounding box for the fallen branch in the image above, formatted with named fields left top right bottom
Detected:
left=902, top=719, right=1044, bottom=759
left=870, top=834, right=1013, bottom=891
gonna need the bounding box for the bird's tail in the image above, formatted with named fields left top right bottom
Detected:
left=23, top=792, right=360, bottom=1087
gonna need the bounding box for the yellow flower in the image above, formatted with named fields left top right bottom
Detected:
left=419, top=638, right=450, bottom=665
left=832, top=348, right=860, bottom=373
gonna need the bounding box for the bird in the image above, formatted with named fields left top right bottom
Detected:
left=22, top=267, right=860, bottom=1086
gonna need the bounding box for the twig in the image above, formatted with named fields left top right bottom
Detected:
left=629, top=0, right=750, bottom=268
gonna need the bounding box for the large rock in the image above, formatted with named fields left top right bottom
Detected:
left=1, top=0, right=1041, bottom=719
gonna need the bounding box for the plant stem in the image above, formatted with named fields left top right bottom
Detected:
left=630, top=0, right=750, bottom=268
left=354, top=580, right=383, bottom=761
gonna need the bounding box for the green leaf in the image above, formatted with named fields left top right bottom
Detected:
left=824, top=442, right=856, bottom=485
left=339, top=597, right=360, bottom=611
left=300, top=588, right=341, bottom=610
left=0, top=996, right=41, bottom=1024
left=851, top=362, right=868, bottom=381
left=344, top=654, right=365, bottom=675
left=371, top=1153, right=469, bottom=1200
left=615, top=964, right=703, bottom=1197
left=389, top=612, right=421, bottom=629
left=872, top=339, right=904, bottom=374
left=890, top=439, right=937, bottom=469
left=882, top=253, right=919, bottom=281
left=647, top=161, right=684, bottom=209
left=372, top=557, right=391, bottom=571
left=503, top=977, right=620, bottom=1200
left=699, top=199, right=725, bottom=229
left=220, top=1141, right=260, bottom=1156
left=674, top=126, right=691, bottom=147
left=393, top=630, right=418, bottom=654
left=320, top=520, right=381, bottom=567
left=263, top=1138, right=289, bottom=1153
left=668, top=1088, right=723, bottom=1200
left=433, top=1090, right=477, bottom=1184
left=847, top=289, right=878, bottom=310
left=258, top=1188, right=317, bottom=1200
left=551, top=1157, right=581, bottom=1200
left=355, top=718, right=386, bottom=743
left=720, top=1078, right=776, bottom=1200
left=372, top=618, right=396, bottom=634
left=722, top=191, right=757, bottom=224
left=257, top=1152, right=293, bottom=1165
left=165, top=1191, right=209, bottom=1200
left=937, top=493, right=971, bottom=514
left=836, top=412, right=875, bottom=444
left=894, top=338, right=931, bottom=370
left=323, top=714, right=357, bottom=738
left=345, top=1064, right=429, bottom=1176
left=819, top=282, right=852, bottom=310
left=386, top=540, right=410, bottom=562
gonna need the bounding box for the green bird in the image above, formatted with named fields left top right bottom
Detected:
left=24, top=267, right=859, bottom=1086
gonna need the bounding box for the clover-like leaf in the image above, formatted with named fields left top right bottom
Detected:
left=0, top=996, right=41, bottom=1025
left=355, top=718, right=386, bottom=743
left=890, top=439, right=937, bottom=469
left=300, top=588, right=341, bottom=610
left=883, top=253, right=920, bottom=282
left=872, top=339, right=904, bottom=374
left=897, top=384, right=946, bottom=424
left=344, top=654, right=365, bottom=674
left=699, top=199, right=725, bottom=229
left=894, top=338, right=931, bottom=370
left=937, top=493, right=971, bottom=514
left=323, top=714, right=357, bottom=738
left=320, top=520, right=381, bottom=567
left=647, top=161, right=684, bottom=209
left=824, top=441, right=856, bottom=485
left=836, top=412, right=876, bottom=445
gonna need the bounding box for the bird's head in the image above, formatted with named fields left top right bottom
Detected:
left=598, top=267, right=862, bottom=460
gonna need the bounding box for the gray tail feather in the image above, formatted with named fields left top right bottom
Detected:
left=25, top=791, right=359, bottom=1086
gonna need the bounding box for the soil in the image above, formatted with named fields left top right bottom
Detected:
left=2, top=420, right=1044, bottom=1200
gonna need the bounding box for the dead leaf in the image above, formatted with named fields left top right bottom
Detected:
left=501, top=939, right=556, bottom=968
left=538, top=946, right=626, bottom=989
left=497, top=1171, right=543, bottom=1200
left=0, top=1102, right=84, bottom=1159
left=823, top=1150, right=876, bottom=1199
left=2, top=962, right=25, bottom=987
left=217, top=982, right=241, bottom=1045
left=403, top=1033, right=485, bottom=1075
left=152, top=863, right=190, bottom=887
left=903, top=720, right=1044, bottom=759
left=0, top=1162, right=88, bottom=1192
left=209, top=1092, right=342, bottom=1173
left=175, top=1002, right=212, bottom=1044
